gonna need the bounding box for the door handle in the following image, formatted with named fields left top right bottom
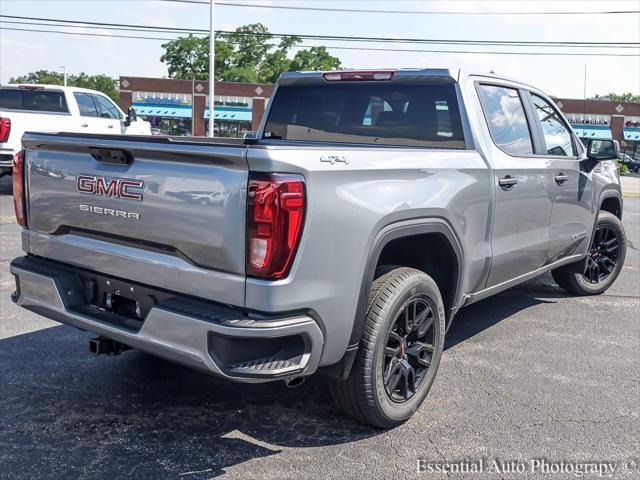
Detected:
left=81, top=123, right=88, bottom=128
left=555, top=174, right=569, bottom=185
left=498, top=175, right=518, bottom=190
left=107, top=125, right=114, bottom=129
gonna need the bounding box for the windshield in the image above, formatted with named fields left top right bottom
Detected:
left=263, top=83, right=465, bottom=148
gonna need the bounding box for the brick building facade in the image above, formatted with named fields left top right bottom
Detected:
left=554, top=97, right=640, bottom=158
left=118, top=76, right=273, bottom=137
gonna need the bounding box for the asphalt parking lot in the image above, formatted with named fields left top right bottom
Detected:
left=1, top=174, right=638, bottom=480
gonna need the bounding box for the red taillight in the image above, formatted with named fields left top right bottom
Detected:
left=13, top=151, right=25, bottom=227
left=0, top=118, right=11, bottom=143
left=247, top=173, right=306, bottom=279
left=322, top=70, right=395, bottom=82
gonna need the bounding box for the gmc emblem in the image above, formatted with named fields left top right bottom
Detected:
left=76, top=175, right=144, bottom=201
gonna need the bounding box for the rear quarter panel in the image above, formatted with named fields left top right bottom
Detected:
left=246, top=145, right=492, bottom=366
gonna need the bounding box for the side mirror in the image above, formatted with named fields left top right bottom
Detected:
left=587, top=139, right=619, bottom=162
left=124, top=107, right=137, bottom=127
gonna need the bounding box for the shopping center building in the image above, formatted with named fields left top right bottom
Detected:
left=118, top=76, right=272, bottom=137
left=555, top=97, right=640, bottom=159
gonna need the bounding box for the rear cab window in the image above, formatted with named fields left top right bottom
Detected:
left=0, top=88, right=69, bottom=113
left=263, top=82, right=466, bottom=148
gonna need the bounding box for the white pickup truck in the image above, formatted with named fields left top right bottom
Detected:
left=0, top=84, right=151, bottom=176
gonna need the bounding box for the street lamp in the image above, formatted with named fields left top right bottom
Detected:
left=208, top=0, right=215, bottom=137
left=60, top=66, right=67, bottom=87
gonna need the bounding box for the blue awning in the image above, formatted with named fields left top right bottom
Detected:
left=131, top=103, right=252, bottom=121
left=571, top=125, right=612, bottom=140
left=204, top=107, right=252, bottom=121
left=623, top=128, right=640, bottom=141
left=132, top=103, right=192, bottom=118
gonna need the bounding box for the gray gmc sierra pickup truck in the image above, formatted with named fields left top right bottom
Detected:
left=10, top=69, right=626, bottom=427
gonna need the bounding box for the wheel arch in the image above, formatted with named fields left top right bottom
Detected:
left=321, top=218, right=464, bottom=380
left=599, top=189, right=622, bottom=219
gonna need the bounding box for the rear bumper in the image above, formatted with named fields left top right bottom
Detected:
left=10, top=256, right=324, bottom=383
left=0, top=153, right=13, bottom=169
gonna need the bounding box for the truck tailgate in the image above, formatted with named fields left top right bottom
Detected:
left=21, top=133, right=248, bottom=305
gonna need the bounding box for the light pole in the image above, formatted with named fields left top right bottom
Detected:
left=60, top=66, right=67, bottom=86
left=208, top=0, right=215, bottom=137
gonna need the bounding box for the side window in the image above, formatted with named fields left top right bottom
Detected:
left=93, top=95, right=122, bottom=120
left=531, top=94, right=576, bottom=156
left=74, top=93, right=98, bottom=117
left=477, top=84, right=534, bottom=156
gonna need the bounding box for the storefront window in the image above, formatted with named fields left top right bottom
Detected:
left=205, top=119, right=252, bottom=138
left=145, top=116, right=192, bottom=136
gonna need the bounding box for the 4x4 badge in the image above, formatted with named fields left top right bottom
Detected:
left=320, top=155, right=349, bottom=165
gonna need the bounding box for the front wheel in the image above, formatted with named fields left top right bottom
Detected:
left=552, top=211, right=626, bottom=295
left=329, top=267, right=445, bottom=428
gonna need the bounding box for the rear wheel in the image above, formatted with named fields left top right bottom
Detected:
left=329, top=267, right=445, bottom=428
left=552, top=211, right=626, bottom=295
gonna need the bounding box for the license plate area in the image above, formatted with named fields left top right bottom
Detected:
left=74, top=271, right=174, bottom=330
left=106, top=293, right=141, bottom=320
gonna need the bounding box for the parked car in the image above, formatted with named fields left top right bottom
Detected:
left=0, top=84, right=150, bottom=176
left=10, top=69, right=626, bottom=428
left=619, top=153, right=640, bottom=173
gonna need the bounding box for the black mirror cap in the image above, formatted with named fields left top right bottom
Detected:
left=587, top=139, right=620, bottom=162
left=124, top=107, right=137, bottom=127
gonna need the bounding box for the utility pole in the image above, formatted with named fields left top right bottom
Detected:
left=583, top=64, right=587, bottom=119
left=60, top=66, right=67, bottom=86
left=208, top=0, right=215, bottom=137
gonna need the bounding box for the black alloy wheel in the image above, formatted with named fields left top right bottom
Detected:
left=383, top=296, right=436, bottom=402
left=552, top=211, right=626, bottom=296
left=583, top=225, right=620, bottom=284
left=329, top=267, right=445, bottom=428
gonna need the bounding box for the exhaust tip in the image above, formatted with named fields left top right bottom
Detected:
left=284, top=376, right=305, bottom=389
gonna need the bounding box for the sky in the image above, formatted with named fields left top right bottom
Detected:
left=0, top=0, right=639, bottom=99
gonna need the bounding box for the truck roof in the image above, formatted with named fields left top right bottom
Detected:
left=279, top=68, right=539, bottom=92
left=0, top=84, right=112, bottom=96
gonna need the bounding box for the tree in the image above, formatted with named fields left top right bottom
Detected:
left=160, top=34, right=209, bottom=80
left=289, top=47, right=342, bottom=73
left=160, top=23, right=341, bottom=83
left=592, top=93, right=640, bottom=103
left=8, top=70, right=119, bottom=102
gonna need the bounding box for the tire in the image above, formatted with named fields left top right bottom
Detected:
left=329, top=267, right=445, bottom=428
left=552, top=211, right=626, bottom=295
